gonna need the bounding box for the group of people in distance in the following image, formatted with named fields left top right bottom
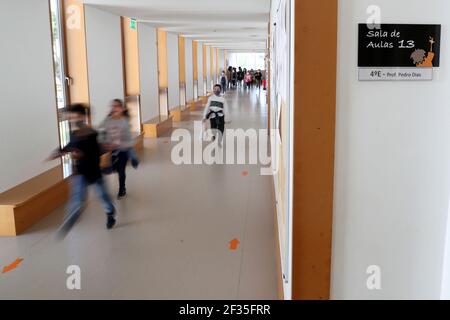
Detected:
left=220, top=66, right=265, bottom=93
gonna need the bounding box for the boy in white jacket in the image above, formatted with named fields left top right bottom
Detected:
left=203, top=84, right=231, bottom=144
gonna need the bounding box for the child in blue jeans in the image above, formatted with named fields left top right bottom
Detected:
left=99, top=101, right=140, bottom=171
left=99, top=99, right=140, bottom=199
left=128, top=147, right=139, bottom=169
left=49, top=104, right=117, bottom=239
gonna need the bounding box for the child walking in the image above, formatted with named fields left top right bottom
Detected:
left=203, top=84, right=230, bottom=146
left=99, top=99, right=135, bottom=199
left=220, top=71, right=228, bottom=94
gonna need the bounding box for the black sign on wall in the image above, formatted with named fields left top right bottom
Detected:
left=358, top=24, right=441, bottom=68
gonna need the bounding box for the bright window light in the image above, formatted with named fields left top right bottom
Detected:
left=228, top=52, right=266, bottom=70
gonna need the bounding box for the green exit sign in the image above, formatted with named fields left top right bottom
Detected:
left=130, top=19, right=137, bottom=30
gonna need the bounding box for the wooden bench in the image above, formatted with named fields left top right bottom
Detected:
left=143, top=115, right=173, bottom=138
left=0, top=166, right=69, bottom=236
left=188, top=99, right=204, bottom=112
left=0, top=132, right=144, bottom=237
left=170, top=106, right=190, bottom=122
left=199, top=95, right=209, bottom=104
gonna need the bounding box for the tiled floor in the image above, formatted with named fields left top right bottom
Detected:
left=0, top=88, right=278, bottom=300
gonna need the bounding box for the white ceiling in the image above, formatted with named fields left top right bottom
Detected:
left=83, top=0, right=271, bottom=51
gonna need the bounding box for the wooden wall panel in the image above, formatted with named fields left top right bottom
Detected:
left=178, top=36, right=186, bottom=84
left=210, top=47, right=214, bottom=81
left=193, top=40, right=198, bottom=81
left=157, top=29, right=168, bottom=88
left=121, top=17, right=140, bottom=96
left=202, top=44, right=207, bottom=80
left=62, top=0, right=89, bottom=104
left=224, top=50, right=228, bottom=70
left=291, top=0, right=338, bottom=300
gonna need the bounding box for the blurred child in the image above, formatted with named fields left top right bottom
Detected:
left=49, top=104, right=116, bottom=239
left=244, top=72, right=253, bottom=90
left=220, top=71, right=227, bottom=94
left=99, top=99, right=135, bottom=199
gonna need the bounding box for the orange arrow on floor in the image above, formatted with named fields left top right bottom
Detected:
left=2, top=258, right=24, bottom=274
left=229, top=239, right=240, bottom=251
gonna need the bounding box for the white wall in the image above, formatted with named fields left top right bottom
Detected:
left=269, top=0, right=294, bottom=300
left=218, top=49, right=225, bottom=74
left=167, top=32, right=180, bottom=110
left=85, top=6, right=124, bottom=125
left=197, top=42, right=205, bottom=96
left=185, top=39, right=194, bottom=102
left=332, top=0, right=450, bottom=299
left=138, top=24, right=159, bottom=121
left=0, top=0, right=60, bottom=193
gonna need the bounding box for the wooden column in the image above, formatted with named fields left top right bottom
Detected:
left=291, top=0, right=338, bottom=300
left=210, top=46, right=214, bottom=84
left=224, top=50, right=228, bottom=70
left=121, top=17, right=140, bottom=96
left=202, top=44, right=207, bottom=93
left=216, top=48, right=219, bottom=78
left=193, top=40, right=198, bottom=83
left=157, top=29, right=169, bottom=116
left=121, top=17, right=142, bottom=133
left=62, top=0, right=89, bottom=105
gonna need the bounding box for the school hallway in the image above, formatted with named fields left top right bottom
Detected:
left=5, top=0, right=450, bottom=302
left=0, top=88, right=278, bottom=300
